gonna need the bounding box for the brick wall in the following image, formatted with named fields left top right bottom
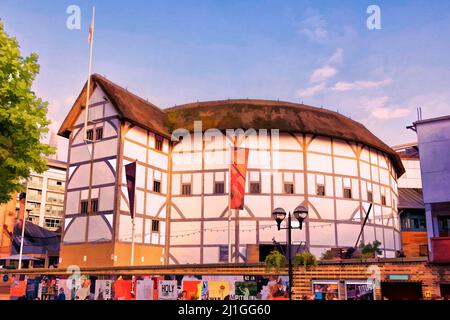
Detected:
left=2, top=258, right=449, bottom=299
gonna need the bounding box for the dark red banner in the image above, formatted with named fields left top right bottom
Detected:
left=230, top=148, right=249, bottom=210
left=125, top=161, right=137, bottom=219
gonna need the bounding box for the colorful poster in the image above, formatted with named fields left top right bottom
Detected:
left=25, top=279, right=40, bottom=300
left=136, top=278, right=154, bottom=300
left=38, top=277, right=57, bottom=300
left=94, top=280, right=113, bottom=300
left=181, top=280, right=202, bottom=300
left=257, top=276, right=289, bottom=300
left=345, top=282, right=374, bottom=300
left=10, top=279, right=26, bottom=299
left=207, top=281, right=230, bottom=300
left=75, top=276, right=91, bottom=300
left=312, top=282, right=339, bottom=300
left=158, top=280, right=178, bottom=300
left=114, top=280, right=133, bottom=300
left=55, top=278, right=72, bottom=300
left=235, top=281, right=257, bottom=300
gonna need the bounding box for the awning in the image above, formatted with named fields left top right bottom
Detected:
left=398, top=188, right=424, bottom=209
left=11, top=222, right=60, bottom=255
left=0, top=254, right=40, bottom=261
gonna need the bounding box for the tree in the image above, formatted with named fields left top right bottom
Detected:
left=0, top=20, right=54, bottom=203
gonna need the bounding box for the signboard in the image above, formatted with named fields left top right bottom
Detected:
left=158, top=280, right=178, bottom=300
left=387, top=274, right=410, bottom=281
left=312, top=281, right=339, bottom=300
left=345, top=281, right=375, bottom=300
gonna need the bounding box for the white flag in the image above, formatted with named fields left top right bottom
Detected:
left=88, top=12, right=94, bottom=45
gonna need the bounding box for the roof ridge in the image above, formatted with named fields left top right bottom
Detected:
left=92, top=73, right=163, bottom=113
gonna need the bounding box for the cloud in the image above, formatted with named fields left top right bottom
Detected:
left=327, top=48, right=343, bottom=64
left=360, top=95, right=390, bottom=109
left=297, top=9, right=328, bottom=41
left=297, top=83, right=326, bottom=97
left=332, top=78, right=392, bottom=91
left=309, top=66, right=337, bottom=83
left=371, top=107, right=411, bottom=119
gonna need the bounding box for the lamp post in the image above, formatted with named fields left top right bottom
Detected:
left=272, top=205, right=308, bottom=300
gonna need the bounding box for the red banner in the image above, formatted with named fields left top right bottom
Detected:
left=230, top=148, right=249, bottom=210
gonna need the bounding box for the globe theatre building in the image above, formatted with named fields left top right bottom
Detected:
left=58, top=74, right=405, bottom=267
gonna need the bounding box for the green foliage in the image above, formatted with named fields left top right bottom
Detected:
left=359, top=240, right=382, bottom=258
left=0, top=20, right=54, bottom=203
left=294, top=252, right=318, bottom=268
left=320, top=249, right=336, bottom=260
left=265, top=250, right=286, bottom=272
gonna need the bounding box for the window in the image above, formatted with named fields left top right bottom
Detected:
left=86, top=129, right=94, bottom=141
left=284, top=183, right=294, bottom=194
left=250, top=182, right=261, bottom=194
left=95, top=127, right=103, bottom=140
left=381, top=195, right=386, bottom=206
left=151, top=220, right=160, bottom=232
left=181, top=183, right=192, bottom=195
left=219, top=246, right=229, bottom=262
left=48, top=179, right=65, bottom=190
left=153, top=180, right=161, bottom=193
left=214, top=182, right=225, bottom=194
left=81, top=200, right=89, bottom=214
left=45, top=218, right=61, bottom=229
left=367, top=191, right=373, bottom=203
left=91, top=199, right=99, bottom=213
left=155, top=136, right=163, bottom=151
left=343, top=187, right=352, bottom=199
left=45, top=205, right=63, bottom=217
left=400, top=211, right=426, bottom=231
left=47, top=192, right=64, bottom=204
left=316, top=184, right=325, bottom=196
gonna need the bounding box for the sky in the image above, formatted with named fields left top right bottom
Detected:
left=1, top=0, right=450, bottom=161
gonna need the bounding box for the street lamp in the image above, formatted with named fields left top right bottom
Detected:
left=272, top=205, right=309, bottom=300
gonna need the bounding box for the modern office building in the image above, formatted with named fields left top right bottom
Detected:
left=24, top=159, right=66, bottom=232
left=57, top=74, right=405, bottom=267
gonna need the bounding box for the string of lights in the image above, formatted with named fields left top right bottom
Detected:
left=117, top=222, right=333, bottom=241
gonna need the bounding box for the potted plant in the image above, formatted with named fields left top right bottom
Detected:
left=264, top=250, right=286, bottom=272
left=294, top=252, right=318, bottom=269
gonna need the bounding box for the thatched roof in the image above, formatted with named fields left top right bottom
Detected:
left=58, top=74, right=405, bottom=176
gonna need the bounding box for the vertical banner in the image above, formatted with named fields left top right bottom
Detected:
left=181, top=280, right=202, bottom=300
left=10, top=277, right=26, bottom=300
left=230, top=147, right=249, bottom=210
left=136, top=278, right=154, bottom=300
left=207, top=281, right=230, bottom=300
left=158, top=280, right=178, bottom=300
left=114, top=280, right=133, bottom=300
left=125, top=161, right=137, bottom=218
left=94, top=280, right=112, bottom=300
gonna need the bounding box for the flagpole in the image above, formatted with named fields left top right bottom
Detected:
left=18, top=213, right=26, bottom=270
left=130, top=160, right=137, bottom=267
left=83, top=6, right=95, bottom=141
left=227, top=137, right=235, bottom=264
left=130, top=217, right=135, bottom=266
left=228, top=162, right=232, bottom=264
